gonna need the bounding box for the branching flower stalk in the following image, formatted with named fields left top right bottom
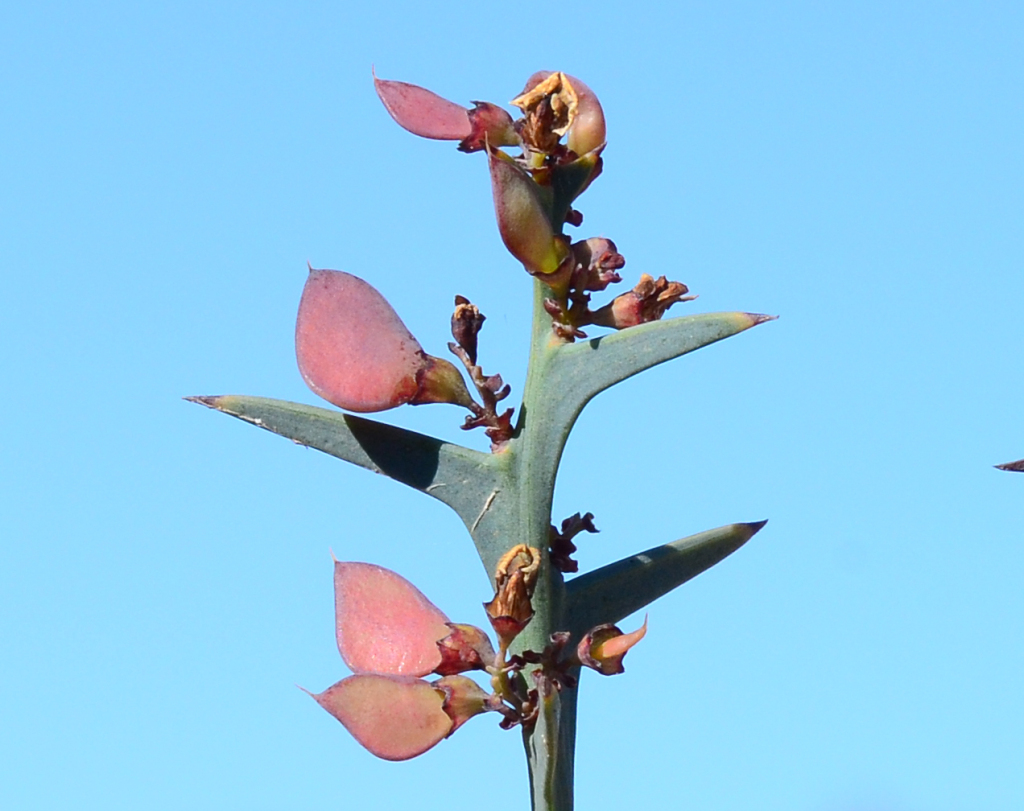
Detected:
left=188, top=69, right=776, bottom=811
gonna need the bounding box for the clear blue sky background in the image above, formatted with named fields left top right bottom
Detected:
left=2, top=3, right=1021, bottom=810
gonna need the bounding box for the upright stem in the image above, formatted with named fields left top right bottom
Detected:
left=508, top=279, right=577, bottom=811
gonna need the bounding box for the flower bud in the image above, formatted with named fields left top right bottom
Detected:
left=296, top=268, right=475, bottom=412
left=488, top=148, right=570, bottom=277
left=577, top=617, right=648, bottom=676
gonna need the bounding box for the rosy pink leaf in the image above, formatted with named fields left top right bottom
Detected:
left=334, top=561, right=451, bottom=676
left=308, top=674, right=451, bottom=761
left=373, top=73, right=473, bottom=141
left=295, top=268, right=426, bottom=412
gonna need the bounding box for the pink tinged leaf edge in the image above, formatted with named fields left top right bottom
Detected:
left=295, top=268, right=427, bottom=413
left=306, top=675, right=452, bottom=761
left=373, top=71, right=473, bottom=141
left=334, top=561, right=452, bottom=677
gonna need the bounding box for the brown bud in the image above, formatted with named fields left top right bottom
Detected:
left=434, top=623, right=497, bottom=675
left=450, top=295, right=486, bottom=365
left=571, top=238, right=625, bottom=292
left=484, top=544, right=541, bottom=647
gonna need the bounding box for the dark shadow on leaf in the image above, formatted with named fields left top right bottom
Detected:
left=344, top=414, right=441, bottom=491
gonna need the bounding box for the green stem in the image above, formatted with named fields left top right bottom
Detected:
left=509, top=279, right=576, bottom=811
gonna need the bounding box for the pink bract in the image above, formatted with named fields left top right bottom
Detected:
left=334, top=561, right=451, bottom=677
left=310, top=674, right=451, bottom=761
left=373, top=73, right=473, bottom=141
left=295, top=268, right=426, bottom=413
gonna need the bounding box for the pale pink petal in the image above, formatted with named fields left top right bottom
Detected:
left=308, top=675, right=451, bottom=761
left=295, top=268, right=426, bottom=412
left=334, top=561, right=451, bottom=676
left=374, top=74, right=472, bottom=141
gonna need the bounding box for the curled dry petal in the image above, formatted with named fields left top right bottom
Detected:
left=571, top=238, right=625, bottom=292
left=296, top=268, right=474, bottom=412
left=488, top=148, right=570, bottom=276
left=484, top=544, right=541, bottom=647
left=334, top=561, right=451, bottom=677
left=307, top=674, right=452, bottom=761
left=373, top=73, right=473, bottom=141
left=512, top=71, right=579, bottom=153
left=577, top=617, right=648, bottom=676
left=514, top=71, right=605, bottom=156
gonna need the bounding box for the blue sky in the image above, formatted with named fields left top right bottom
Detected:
left=2, top=2, right=1022, bottom=810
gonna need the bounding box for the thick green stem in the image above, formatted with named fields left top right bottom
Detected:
left=509, top=279, right=576, bottom=811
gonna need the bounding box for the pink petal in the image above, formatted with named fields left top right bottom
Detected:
left=335, top=561, right=451, bottom=676
left=373, top=73, right=473, bottom=141
left=295, top=268, right=426, bottom=413
left=309, top=675, right=451, bottom=761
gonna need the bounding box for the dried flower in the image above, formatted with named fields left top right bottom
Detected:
left=591, top=274, right=697, bottom=329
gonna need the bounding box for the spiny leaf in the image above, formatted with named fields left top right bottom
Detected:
left=185, top=395, right=501, bottom=527
left=566, top=521, right=767, bottom=635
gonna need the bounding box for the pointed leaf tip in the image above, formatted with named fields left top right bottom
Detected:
left=334, top=561, right=451, bottom=676
left=746, top=313, right=779, bottom=326
left=996, top=459, right=1024, bottom=472
left=184, top=395, right=220, bottom=409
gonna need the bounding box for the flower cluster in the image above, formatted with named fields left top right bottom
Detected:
left=305, top=557, right=646, bottom=760
left=374, top=70, right=696, bottom=338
